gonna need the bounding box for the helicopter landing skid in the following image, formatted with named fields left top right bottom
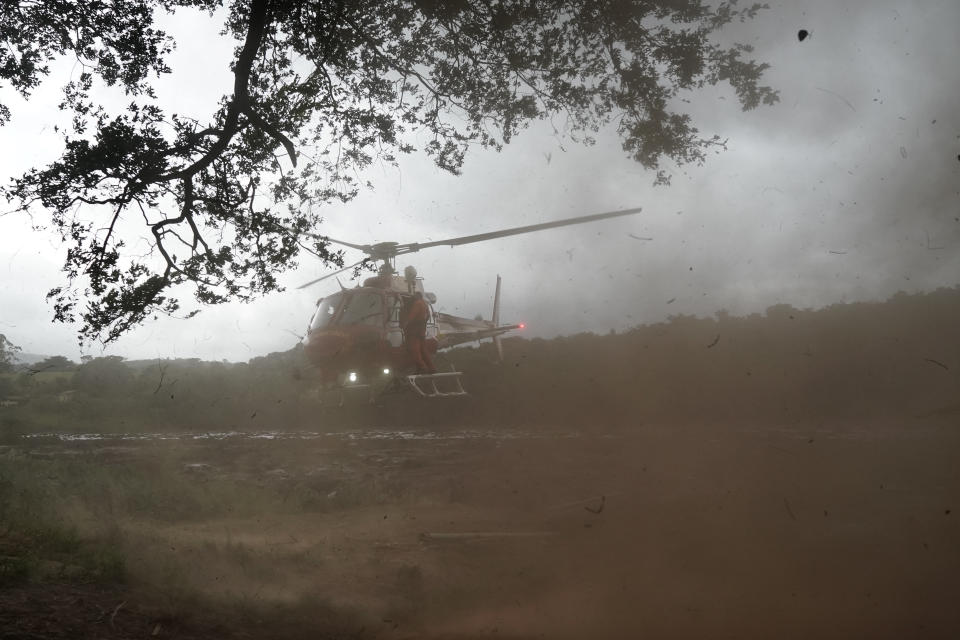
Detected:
left=327, top=372, right=466, bottom=406
left=404, top=372, right=467, bottom=398
left=333, top=383, right=376, bottom=407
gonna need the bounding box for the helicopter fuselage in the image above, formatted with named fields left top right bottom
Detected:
left=304, top=277, right=439, bottom=385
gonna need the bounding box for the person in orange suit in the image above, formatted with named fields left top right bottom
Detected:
left=403, top=291, right=436, bottom=374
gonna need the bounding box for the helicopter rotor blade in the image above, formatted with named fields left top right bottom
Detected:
left=255, top=218, right=371, bottom=253
left=301, top=232, right=370, bottom=253
left=296, top=258, right=368, bottom=290
left=391, top=206, right=642, bottom=255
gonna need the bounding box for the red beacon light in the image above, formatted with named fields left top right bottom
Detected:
left=518, top=323, right=526, bottom=329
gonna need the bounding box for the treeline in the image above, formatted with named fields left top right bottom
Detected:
left=2, top=287, right=959, bottom=434
left=0, top=350, right=318, bottom=434
left=460, top=286, right=960, bottom=426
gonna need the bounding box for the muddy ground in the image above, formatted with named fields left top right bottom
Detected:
left=3, top=414, right=959, bottom=639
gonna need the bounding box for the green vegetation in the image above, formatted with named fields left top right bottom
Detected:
left=1, top=348, right=319, bottom=435
left=462, top=287, right=960, bottom=425
left=2, top=286, right=959, bottom=438
left=0, top=334, right=20, bottom=374
left=0, top=455, right=127, bottom=586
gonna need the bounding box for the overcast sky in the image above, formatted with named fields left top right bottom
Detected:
left=1, top=0, right=958, bottom=362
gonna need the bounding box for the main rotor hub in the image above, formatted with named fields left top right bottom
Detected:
left=369, top=242, right=400, bottom=261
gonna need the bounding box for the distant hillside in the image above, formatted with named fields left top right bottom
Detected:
left=3, top=286, right=958, bottom=434
left=451, top=286, right=960, bottom=426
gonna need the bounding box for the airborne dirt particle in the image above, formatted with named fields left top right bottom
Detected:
left=783, top=498, right=798, bottom=521
left=584, top=496, right=606, bottom=514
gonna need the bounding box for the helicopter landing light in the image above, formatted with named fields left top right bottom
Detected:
left=383, top=368, right=391, bottom=375
left=348, top=372, right=358, bottom=383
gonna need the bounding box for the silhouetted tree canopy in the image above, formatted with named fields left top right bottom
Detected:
left=73, top=355, right=133, bottom=396
left=36, top=355, right=77, bottom=371
left=0, top=334, right=22, bottom=373
left=1, top=0, right=777, bottom=344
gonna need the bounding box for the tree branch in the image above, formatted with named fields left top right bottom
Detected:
left=160, top=0, right=271, bottom=181
left=242, top=103, right=297, bottom=166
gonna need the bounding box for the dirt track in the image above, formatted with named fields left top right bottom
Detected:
left=6, top=415, right=959, bottom=639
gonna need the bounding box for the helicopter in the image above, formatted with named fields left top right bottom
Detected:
left=298, top=206, right=642, bottom=401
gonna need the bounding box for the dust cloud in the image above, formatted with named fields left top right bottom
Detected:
left=2, top=0, right=959, bottom=636
left=2, top=287, right=959, bottom=638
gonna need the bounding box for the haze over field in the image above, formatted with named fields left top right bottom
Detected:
left=2, top=285, right=959, bottom=638
left=1, top=0, right=958, bottom=361
left=2, top=3, right=960, bottom=637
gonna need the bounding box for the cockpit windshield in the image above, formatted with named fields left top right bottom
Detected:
left=310, top=293, right=343, bottom=331
left=337, top=291, right=384, bottom=327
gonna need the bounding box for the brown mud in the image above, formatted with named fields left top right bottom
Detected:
left=3, top=416, right=959, bottom=639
